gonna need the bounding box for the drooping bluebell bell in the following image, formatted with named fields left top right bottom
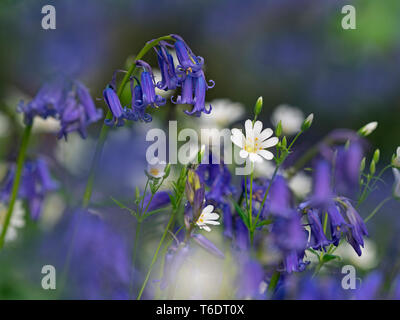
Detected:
left=236, top=258, right=265, bottom=299
left=155, top=42, right=180, bottom=91
left=268, top=175, right=293, bottom=217
left=58, top=81, right=103, bottom=139
left=18, top=78, right=66, bottom=125
left=142, top=191, right=171, bottom=212
left=326, top=203, right=349, bottom=246
left=306, top=209, right=331, bottom=251
left=135, top=60, right=166, bottom=109
left=284, top=250, right=309, bottom=274
left=337, top=197, right=369, bottom=256
left=171, top=34, right=214, bottom=117
left=103, top=84, right=126, bottom=127
left=124, top=77, right=152, bottom=122
left=0, top=158, right=58, bottom=220
left=160, top=244, right=190, bottom=291
left=311, top=159, right=332, bottom=205
left=354, top=271, right=382, bottom=300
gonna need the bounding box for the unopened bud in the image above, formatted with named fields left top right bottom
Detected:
left=254, top=96, right=263, bottom=117
left=301, top=113, right=314, bottom=131
left=358, top=121, right=378, bottom=137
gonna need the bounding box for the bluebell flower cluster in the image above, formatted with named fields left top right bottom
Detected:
left=103, top=35, right=214, bottom=127
left=0, top=158, right=58, bottom=220
left=18, top=79, right=102, bottom=139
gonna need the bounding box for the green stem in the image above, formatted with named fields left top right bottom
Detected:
left=249, top=163, right=254, bottom=245
left=364, top=196, right=391, bottom=223
left=0, top=123, right=32, bottom=250
left=81, top=35, right=174, bottom=209
left=129, top=220, right=142, bottom=299
left=267, top=271, right=280, bottom=296
left=137, top=210, right=177, bottom=300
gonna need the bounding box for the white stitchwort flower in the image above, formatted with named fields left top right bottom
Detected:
left=392, top=168, right=400, bottom=200
left=271, top=104, right=304, bottom=135
left=0, top=200, right=25, bottom=243
left=196, top=205, right=220, bottom=232
left=392, top=146, right=400, bottom=168
left=147, top=158, right=167, bottom=179
left=231, top=120, right=278, bottom=163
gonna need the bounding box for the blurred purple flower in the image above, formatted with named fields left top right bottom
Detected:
left=191, top=233, right=224, bottom=259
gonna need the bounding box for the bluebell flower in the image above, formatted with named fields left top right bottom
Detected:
left=155, top=42, right=180, bottom=91
left=268, top=175, right=293, bottom=217
left=307, top=209, right=331, bottom=251
left=284, top=250, right=308, bottom=274
left=338, top=197, right=369, bottom=256
left=171, top=34, right=215, bottom=116
left=326, top=203, right=349, bottom=246
left=64, top=210, right=131, bottom=299
left=103, top=84, right=126, bottom=127
left=142, top=191, right=171, bottom=212
left=312, top=159, right=332, bottom=205
left=124, top=78, right=152, bottom=122
left=135, top=60, right=166, bottom=109
left=354, top=272, right=382, bottom=300
left=18, top=78, right=66, bottom=125
left=58, top=81, right=103, bottom=139
left=0, top=158, right=58, bottom=220
left=160, top=244, right=190, bottom=291
left=236, top=258, right=265, bottom=299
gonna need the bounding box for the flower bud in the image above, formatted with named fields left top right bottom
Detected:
left=370, top=159, right=376, bottom=175
left=373, top=149, right=380, bottom=164
left=275, top=120, right=282, bottom=137
left=254, top=96, right=263, bottom=117
left=358, top=121, right=378, bottom=137
left=301, top=113, right=314, bottom=131
left=360, top=157, right=366, bottom=172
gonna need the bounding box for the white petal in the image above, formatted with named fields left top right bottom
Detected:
left=253, top=120, right=263, bottom=136
left=204, top=212, right=219, bottom=220
left=261, top=137, right=279, bottom=149
left=231, top=129, right=245, bottom=148
left=203, top=225, right=211, bottom=232
left=245, top=120, right=253, bottom=139
left=258, top=128, right=273, bottom=141
left=258, top=149, right=274, bottom=160
left=249, top=153, right=262, bottom=163
left=205, top=221, right=220, bottom=225
left=239, top=149, right=249, bottom=159
left=202, top=205, right=214, bottom=214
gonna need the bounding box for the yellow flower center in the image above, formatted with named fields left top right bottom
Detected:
left=149, top=168, right=160, bottom=176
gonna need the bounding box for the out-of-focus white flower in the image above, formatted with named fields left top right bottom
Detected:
left=0, top=200, right=25, bottom=243
left=392, top=168, right=400, bottom=200
left=271, top=104, right=304, bottom=136
left=335, top=239, right=378, bottom=269
left=196, top=205, right=220, bottom=232
left=392, top=147, right=400, bottom=169
left=231, top=120, right=278, bottom=163
left=55, top=134, right=95, bottom=175
left=32, top=116, right=61, bottom=133
left=39, top=194, right=66, bottom=230
left=199, top=99, right=245, bottom=128
left=0, top=112, right=10, bottom=138
left=254, top=160, right=276, bottom=178
left=147, top=158, right=166, bottom=179
left=358, top=121, right=378, bottom=137
left=289, top=172, right=312, bottom=199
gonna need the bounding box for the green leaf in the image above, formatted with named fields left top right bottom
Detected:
left=255, top=219, right=273, bottom=228
left=322, top=254, right=340, bottom=263
left=110, top=196, right=136, bottom=217
left=231, top=200, right=249, bottom=229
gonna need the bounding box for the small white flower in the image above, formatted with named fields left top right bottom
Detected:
left=0, top=200, right=25, bottom=243
left=147, top=158, right=166, bottom=179
left=254, top=160, right=276, bottom=179
left=358, top=121, right=378, bottom=137
left=271, top=104, right=304, bottom=135
left=393, top=168, right=400, bottom=200
left=288, top=172, right=312, bottom=199
left=392, top=146, right=400, bottom=168
left=231, top=119, right=278, bottom=163
left=199, top=99, right=245, bottom=128
left=196, top=205, right=220, bottom=232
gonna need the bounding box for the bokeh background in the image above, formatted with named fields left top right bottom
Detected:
left=0, top=0, right=400, bottom=299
